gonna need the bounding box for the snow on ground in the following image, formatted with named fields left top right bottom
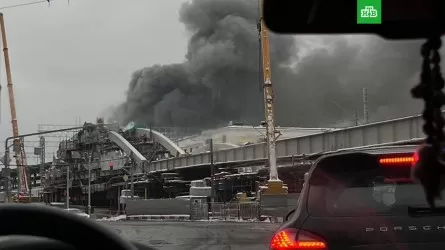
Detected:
left=96, top=214, right=276, bottom=223
left=96, top=215, right=127, bottom=221
left=200, top=217, right=273, bottom=223
left=128, top=214, right=189, bottom=217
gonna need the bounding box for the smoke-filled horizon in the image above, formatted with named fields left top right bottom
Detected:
left=108, top=0, right=435, bottom=130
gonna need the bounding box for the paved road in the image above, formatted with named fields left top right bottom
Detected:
left=100, top=221, right=279, bottom=250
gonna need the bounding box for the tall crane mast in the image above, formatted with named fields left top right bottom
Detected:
left=258, top=0, right=286, bottom=195
left=0, top=13, right=30, bottom=196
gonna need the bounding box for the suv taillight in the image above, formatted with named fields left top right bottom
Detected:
left=270, top=228, right=327, bottom=250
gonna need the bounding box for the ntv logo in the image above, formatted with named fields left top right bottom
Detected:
left=360, top=6, right=378, bottom=18
left=357, top=0, right=381, bottom=25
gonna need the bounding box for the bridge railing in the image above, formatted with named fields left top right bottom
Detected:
left=147, top=112, right=426, bottom=172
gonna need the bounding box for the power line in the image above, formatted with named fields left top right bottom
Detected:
left=0, top=0, right=62, bottom=10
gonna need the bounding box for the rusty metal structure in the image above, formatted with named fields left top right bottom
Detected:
left=39, top=120, right=189, bottom=206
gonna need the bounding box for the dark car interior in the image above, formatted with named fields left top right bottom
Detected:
left=0, top=204, right=155, bottom=250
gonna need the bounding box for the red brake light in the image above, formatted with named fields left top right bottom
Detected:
left=270, top=228, right=327, bottom=250
left=379, top=156, right=415, bottom=166
left=413, top=150, right=419, bottom=164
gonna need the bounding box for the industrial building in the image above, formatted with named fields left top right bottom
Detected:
left=0, top=112, right=427, bottom=208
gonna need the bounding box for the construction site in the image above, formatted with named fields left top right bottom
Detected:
left=0, top=119, right=318, bottom=205
left=0, top=7, right=317, bottom=211
left=0, top=8, right=427, bottom=218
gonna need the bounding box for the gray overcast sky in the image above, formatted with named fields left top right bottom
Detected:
left=0, top=0, right=342, bottom=165
left=0, top=0, right=187, bottom=160
left=0, top=0, right=426, bottom=165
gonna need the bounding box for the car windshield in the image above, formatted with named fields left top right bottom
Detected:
left=307, top=153, right=445, bottom=216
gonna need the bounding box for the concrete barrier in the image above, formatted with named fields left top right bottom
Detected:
left=260, top=194, right=299, bottom=218
left=125, top=196, right=299, bottom=220
left=126, top=199, right=190, bottom=216
left=126, top=215, right=190, bottom=221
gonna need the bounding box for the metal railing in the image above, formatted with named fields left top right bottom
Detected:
left=190, top=201, right=260, bottom=221
left=211, top=202, right=260, bottom=220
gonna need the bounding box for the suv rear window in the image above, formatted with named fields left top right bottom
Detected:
left=307, top=152, right=445, bottom=216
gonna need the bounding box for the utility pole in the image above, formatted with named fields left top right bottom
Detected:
left=64, top=137, right=69, bottom=209
left=117, top=185, right=121, bottom=215
left=87, top=149, right=92, bottom=215
left=353, top=109, right=358, bottom=126
left=130, top=160, right=134, bottom=199
left=66, top=163, right=70, bottom=209
left=39, top=137, right=45, bottom=187
left=208, top=138, right=215, bottom=202
left=3, top=146, right=11, bottom=202
left=363, top=88, right=369, bottom=124
left=258, top=0, right=286, bottom=195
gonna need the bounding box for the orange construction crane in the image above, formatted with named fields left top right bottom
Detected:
left=0, top=13, right=30, bottom=196
left=258, top=0, right=286, bottom=195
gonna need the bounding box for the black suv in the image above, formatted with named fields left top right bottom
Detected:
left=270, top=145, right=445, bottom=250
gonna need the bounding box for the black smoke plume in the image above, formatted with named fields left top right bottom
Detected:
left=111, top=0, right=433, bottom=129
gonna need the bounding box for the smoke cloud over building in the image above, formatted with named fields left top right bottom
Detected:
left=111, top=0, right=430, bottom=129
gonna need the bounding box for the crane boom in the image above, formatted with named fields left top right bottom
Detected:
left=258, top=0, right=286, bottom=194
left=0, top=13, right=30, bottom=195
left=259, top=7, right=277, bottom=181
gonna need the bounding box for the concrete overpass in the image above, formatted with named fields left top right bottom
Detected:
left=145, top=113, right=425, bottom=172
